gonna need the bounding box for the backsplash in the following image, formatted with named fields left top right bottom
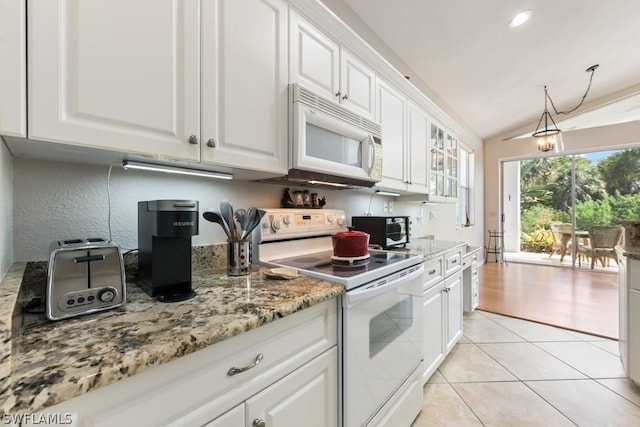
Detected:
left=11, top=158, right=388, bottom=262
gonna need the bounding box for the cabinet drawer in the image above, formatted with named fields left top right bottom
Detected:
left=445, top=250, right=462, bottom=276
left=43, top=300, right=338, bottom=427
left=423, top=256, right=444, bottom=290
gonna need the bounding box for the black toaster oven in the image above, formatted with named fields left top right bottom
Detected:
left=351, top=216, right=410, bottom=249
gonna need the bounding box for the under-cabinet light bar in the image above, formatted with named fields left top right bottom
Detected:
left=375, top=190, right=401, bottom=197
left=122, top=161, right=233, bottom=180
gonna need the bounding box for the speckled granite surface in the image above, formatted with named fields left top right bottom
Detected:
left=404, top=239, right=466, bottom=260
left=0, top=244, right=344, bottom=415
left=620, top=220, right=640, bottom=259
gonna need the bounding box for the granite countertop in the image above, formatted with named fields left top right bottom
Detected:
left=0, top=247, right=344, bottom=415
left=404, top=238, right=467, bottom=260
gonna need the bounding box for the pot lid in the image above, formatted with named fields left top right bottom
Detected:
left=332, top=227, right=369, bottom=237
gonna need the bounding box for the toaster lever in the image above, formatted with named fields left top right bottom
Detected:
left=73, top=254, right=106, bottom=263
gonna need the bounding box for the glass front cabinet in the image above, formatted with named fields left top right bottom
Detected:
left=429, top=120, right=458, bottom=200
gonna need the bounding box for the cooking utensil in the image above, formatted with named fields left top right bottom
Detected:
left=220, top=200, right=237, bottom=240
left=242, top=207, right=264, bottom=239
left=331, top=228, right=370, bottom=257
left=234, top=208, right=247, bottom=234
left=203, top=210, right=232, bottom=238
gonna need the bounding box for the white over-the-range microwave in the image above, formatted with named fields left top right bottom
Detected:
left=286, top=83, right=383, bottom=188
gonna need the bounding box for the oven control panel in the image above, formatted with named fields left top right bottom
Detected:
left=256, top=208, right=347, bottom=241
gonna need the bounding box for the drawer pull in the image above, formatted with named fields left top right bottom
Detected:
left=227, top=353, right=264, bottom=376
left=253, top=419, right=266, bottom=427
left=451, top=259, right=458, bottom=264
left=428, top=269, right=437, bottom=275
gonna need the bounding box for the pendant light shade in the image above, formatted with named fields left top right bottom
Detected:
left=532, top=65, right=599, bottom=154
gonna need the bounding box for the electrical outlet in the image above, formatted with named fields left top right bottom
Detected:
left=430, top=211, right=436, bottom=220
left=388, top=201, right=394, bottom=214
left=383, top=202, right=389, bottom=214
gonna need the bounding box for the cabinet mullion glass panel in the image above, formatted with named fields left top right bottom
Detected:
left=430, top=171, right=438, bottom=194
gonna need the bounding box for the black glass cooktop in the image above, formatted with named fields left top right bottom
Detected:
left=270, top=249, right=416, bottom=279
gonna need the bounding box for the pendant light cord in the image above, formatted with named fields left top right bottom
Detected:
left=547, top=65, right=599, bottom=116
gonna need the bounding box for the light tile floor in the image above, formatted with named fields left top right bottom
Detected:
left=411, top=310, right=640, bottom=426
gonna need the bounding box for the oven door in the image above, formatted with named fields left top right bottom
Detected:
left=342, top=264, right=424, bottom=427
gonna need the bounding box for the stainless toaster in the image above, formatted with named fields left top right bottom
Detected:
left=47, top=238, right=126, bottom=320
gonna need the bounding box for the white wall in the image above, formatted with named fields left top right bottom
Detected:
left=12, top=158, right=395, bottom=261
left=484, top=121, right=640, bottom=240
left=0, top=139, right=12, bottom=277
left=318, top=0, right=485, bottom=248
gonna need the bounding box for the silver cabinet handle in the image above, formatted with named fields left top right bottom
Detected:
left=253, top=419, right=266, bottom=427
left=428, top=269, right=437, bottom=275
left=335, top=91, right=341, bottom=98
left=227, top=353, right=264, bottom=376
left=207, top=138, right=217, bottom=148
left=188, top=135, right=198, bottom=145
left=342, top=93, right=348, bottom=100
left=451, top=259, right=458, bottom=264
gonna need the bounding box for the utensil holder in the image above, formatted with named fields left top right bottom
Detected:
left=227, top=239, right=252, bottom=276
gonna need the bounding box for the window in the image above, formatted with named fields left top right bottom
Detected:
left=458, top=144, right=474, bottom=228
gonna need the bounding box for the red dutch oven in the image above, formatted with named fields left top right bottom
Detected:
left=331, top=228, right=370, bottom=257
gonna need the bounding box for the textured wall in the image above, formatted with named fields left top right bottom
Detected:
left=12, top=158, right=389, bottom=261
left=0, top=140, right=12, bottom=277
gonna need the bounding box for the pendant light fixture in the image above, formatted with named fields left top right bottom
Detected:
left=533, top=64, right=599, bottom=153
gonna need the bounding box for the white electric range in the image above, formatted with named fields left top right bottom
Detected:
left=254, top=208, right=425, bottom=427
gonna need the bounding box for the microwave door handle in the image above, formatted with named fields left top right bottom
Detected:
left=344, top=265, right=424, bottom=308
left=365, top=135, right=375, bottom=175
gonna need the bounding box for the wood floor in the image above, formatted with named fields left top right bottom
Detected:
left=477, top=262, right=619, bottom=339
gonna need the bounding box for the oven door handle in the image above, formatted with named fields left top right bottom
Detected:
left=345, top=265, right=424, bottom=308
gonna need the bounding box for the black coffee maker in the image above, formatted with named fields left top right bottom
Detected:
left=137, top=200, right=199, bottom=302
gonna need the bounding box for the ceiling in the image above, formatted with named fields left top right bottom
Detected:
left=334, top=0, right=640, bottom=140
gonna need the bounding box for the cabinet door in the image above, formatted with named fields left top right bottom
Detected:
left=407, top=101, right=429, bottom=192
left=0, top=0, right=26, bottom=137
left=429, top=120, right=446, bottom=197
left=445, top=273, right=463, bottom=354
left=28, top=0, right=200, bottom=160
left=246, top=348, right=338, bottom=427
left=289, top=11, right=339, bottom=101
left=376, top=79, right=406, bottom=190
left=422, top=282, right=445, bottom=384
left=201, top=0, right=288, bottom=174
left=339, top=49, right=376, bottom=119
left=204, top=404, right=244, bottom=427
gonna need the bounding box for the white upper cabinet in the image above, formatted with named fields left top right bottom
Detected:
left=339, top=49, right=376, bottom=119
left=407, top=101, right=429, bottom=193
left=0, top=0, right=26, bottom=137
left=201, top=0, right=288, bottom=173
left=428, top=119, right=459, bottom=200
left=289, top=12, right=340, bottom=101
left=289, top=12, right=376, bottom=119
left=376, top=79, right=407, bottom=190
left=27, top=0, right=201, bottom=161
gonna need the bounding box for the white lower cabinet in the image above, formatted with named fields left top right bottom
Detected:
left=422, top=280, right=444, bottom=383
left=206, top=348, right=337, bottom=427
left=421, top=249, right=464, bottom=384
left=206, top=404, right=245, bottom=427
left=37, top=300, right=338, bottom=427
left=445, top=273, right=463, bottom=354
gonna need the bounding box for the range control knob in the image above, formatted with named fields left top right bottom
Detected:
left=283, top=215, right=291, bottom=225
left=271, top=218, right=281, bottom=232
left=326, top=214, right=334, bottom=223
left=336, top=217, right=345, bottom=226
left=98, top=287, right=117, bottom=303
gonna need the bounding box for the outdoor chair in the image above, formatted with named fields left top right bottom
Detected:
left=550, top=223, right=572, bottom=260
left=577, top=226, right=623, bottom=269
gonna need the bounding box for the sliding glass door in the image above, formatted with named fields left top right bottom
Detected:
left=503, top=148, right=640, bottom=271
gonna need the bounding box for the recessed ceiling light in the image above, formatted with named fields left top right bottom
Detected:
left=509, top=10, right=532, bottom=28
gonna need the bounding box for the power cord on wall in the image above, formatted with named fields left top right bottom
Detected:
left=107, top=163, right=137, bottom=252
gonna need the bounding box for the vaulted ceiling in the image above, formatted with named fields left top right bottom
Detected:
left=329, top=0, right=640, bottom=140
